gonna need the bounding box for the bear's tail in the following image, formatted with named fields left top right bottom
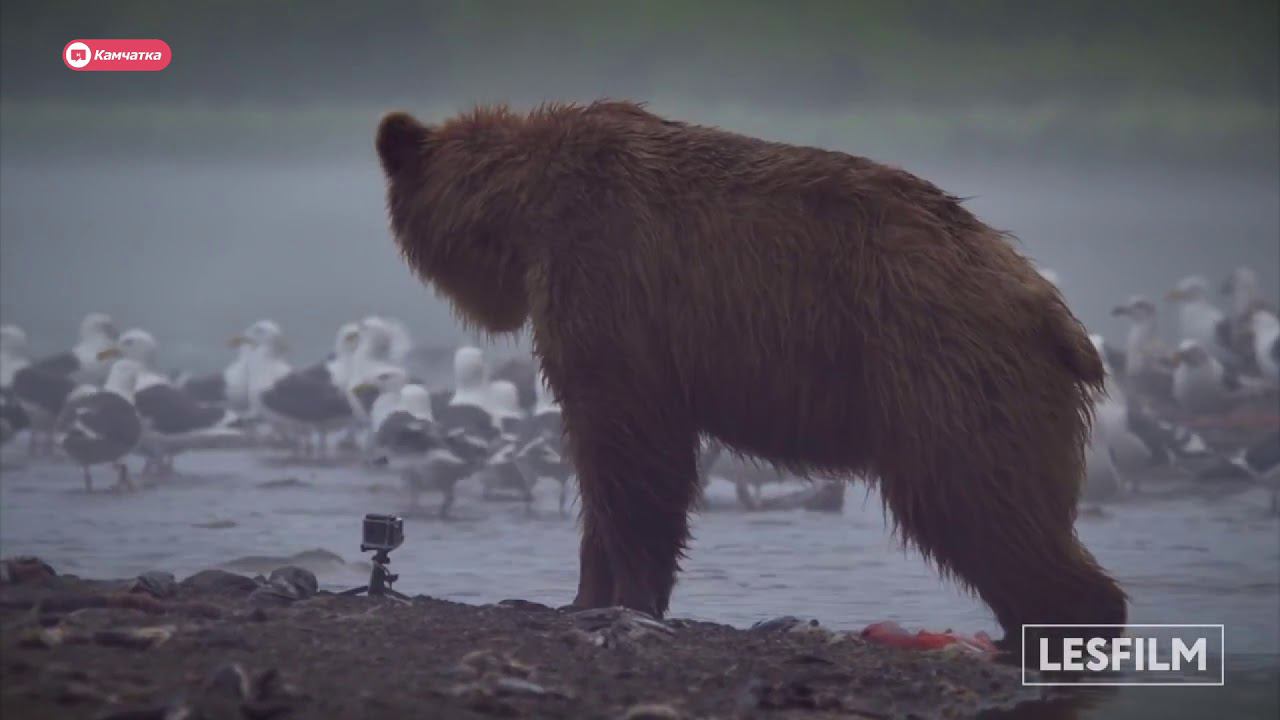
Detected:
left=1045, top=304, right=1106, bottom=388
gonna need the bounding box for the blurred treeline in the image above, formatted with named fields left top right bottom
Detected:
left=1, top=0, right=1277, bottom=167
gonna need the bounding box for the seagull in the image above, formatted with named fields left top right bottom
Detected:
left=1083, top=419, right=1123, bottom=503
left=1087, top=334, right=1207, bottom=495
left=234, top=320, right=292, bottom=423
left=487, top=380, right=526, bottom=434
left=9, top=313, right=117, bottom=456
left=1225, top=432, right=1280, bottom=514
left=1245, top=306, right=1280, bottom=385
left=380, top=316, right=415, bottom=365
left=257, top=324, right=359, bottom=458
left=434, top=347, right=502, bottom=445
left=1216, top=267, right=1276, bottom=374
left=325, top=323, right=362, bottom=389
left=1088, top=338, right=1152, bottom=495
left=1171, top=339, right=1258, bottom=415
left=1111, top=296, right=1173, bottom=400
left=447, top=346, right=493, bottom=410
left=345, top=317, right=404, bottom=428
left=42, top=313, right=121, bottom=384
left=0, top=324, right=30, bottom=390
left=104, top=334, right=243, bottom=475
left=512, top=372, right=575, bottom=516
left=492, top=356, right=539, bottom=412
left=0, top=326, right=33, bottom=449
left=1222, top=266, right=1267, bottom=320
left=1166, top=276, right=1235, bottom=365
left=54, top=357, right=144, bottom=491
left=724, top=456, right=791, bottom=510
left=115, top=329, right=173, bottom=391
left=372, top=382, right=435, bottom=461
left=696, top=438, right=725, bottom=491
left=178, top=338, right=255, bottom=413
left=0, top=389, right=30, bottom=447
left=480, top=380, right=534, bottom=505
left=362, top=376, right=486, bottom=518
left=365, top=365, right=411, bottom=434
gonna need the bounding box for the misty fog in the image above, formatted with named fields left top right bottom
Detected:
left=2, top=156, right=1275, bottom=370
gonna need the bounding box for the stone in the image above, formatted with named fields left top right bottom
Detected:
left=194, top=662, right=251, bottom=720
left=93, top=707, right=168, bottom=720
left=267, top=566, right=317, bottom=599
left=191, top=520, right=238, bottom=529
left=255, top=477, right=310, bottom=489
left=92, top=626, right=175, bottom=650
left=17, top=625, right=70, bottom=649
left=0, top=556, right=56, bottom=583
left=178, top=569, right=259, bottom=597
left=750, top=615, right=804, bottom=633
left=204, top=663, right=250, bottom=700
left=493, top=677, right=548, bottom=696
left=55, top=680, right=105, bottom=705
left=457, top=650, right=533, bottom=679
left=63, top=607, right=149, bottom=630
left=622, top=703, right=684, bottom=720
left=495, top=598, right=552, bottom=612
left=129, top=571, right=177, bottom=599
left=245, top=566, right=318, bottom=607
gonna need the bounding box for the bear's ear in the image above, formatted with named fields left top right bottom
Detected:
left=376, top=111, right=430, bottom=177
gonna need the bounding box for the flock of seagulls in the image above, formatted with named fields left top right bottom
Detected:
left=1, top=263, right=1276, bottom=514
left=0, top=314, right=573, bottom=515
left=1050, top=266, right=1280, bottom=511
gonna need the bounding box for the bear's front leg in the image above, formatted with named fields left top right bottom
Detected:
left=563, top=397, right=700, bottom=618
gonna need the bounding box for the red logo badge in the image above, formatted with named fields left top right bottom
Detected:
left=63, top=39, right=171, bottom=72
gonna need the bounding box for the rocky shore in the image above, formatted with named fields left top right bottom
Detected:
left=1, top=557, right=1051, bottom=719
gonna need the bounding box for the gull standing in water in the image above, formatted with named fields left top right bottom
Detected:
left=0, top=326, right=31, bottom=448
left=1111, top=296, right=1174, bottom=400
left=11, top=313, right=119, bottom=455
left=513, top=371, right=575, bottom=516
left=54, top=356, right=144, bottom=491
left=179, top=336, right=255, bottom=414
left=480, top=379, right=533, bottom=505
left=1171, top=340, right=1265, bottom=415
left=1245, top=306, right=1280, bottom=385
left=258, top=323, right=359, bottom=458
left=0, top=325, right=31, bottom=390
left=1166, top=276, right=1235, bottom=365
left=107, top=331, right=243, bottom=475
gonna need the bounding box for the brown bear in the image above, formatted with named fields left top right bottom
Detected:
left=374, top=101, right=1127, bottom=644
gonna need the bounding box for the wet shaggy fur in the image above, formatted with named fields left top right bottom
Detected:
left=376, top=101, right=1127, bottom=641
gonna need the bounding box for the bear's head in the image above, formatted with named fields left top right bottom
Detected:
left=376, top=109, right=534, bottom=335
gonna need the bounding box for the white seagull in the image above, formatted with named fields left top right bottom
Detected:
left=54, top=357, right=144, bottom=491
left=1166, top=276, right=1233, bottom=364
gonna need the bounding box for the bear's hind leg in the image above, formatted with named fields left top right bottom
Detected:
left=572, top=516, right=614, bottom=609
left=878, top=457, right=1126, bottom=645
left=565, top=400, right=700, bottom=617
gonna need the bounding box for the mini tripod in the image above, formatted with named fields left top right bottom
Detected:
left=339, top=547, right=411, bottom=602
